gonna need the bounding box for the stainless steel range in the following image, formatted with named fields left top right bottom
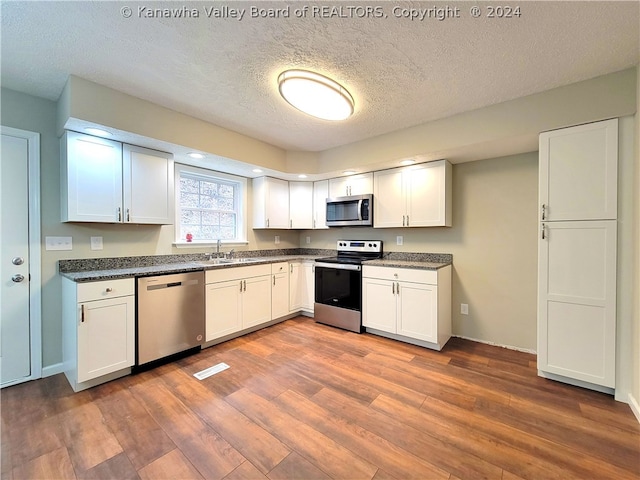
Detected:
left=314, top=240, right=383, bottom=333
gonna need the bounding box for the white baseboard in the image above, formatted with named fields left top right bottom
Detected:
left=42, top=362, right=64, bottom=378
left=629, top=393, right=640, bottom=424
left=453, top=335, right=536, bottom=354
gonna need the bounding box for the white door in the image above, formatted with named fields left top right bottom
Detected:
left=539, top=119, right=618, bottom=221
left=1, top=128, right=41, bottom=387
left=373, top=169, right=404, bottom=228
left=312, top=180, right=329, bottom=229
left=538, top=220, right=617, bottom=388
left=397, top=282, right=438, bottom=343
left=289, top=182, right=313, bottom=229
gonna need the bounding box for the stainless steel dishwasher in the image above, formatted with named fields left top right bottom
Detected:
left=136, top=271, right=205, bottom=366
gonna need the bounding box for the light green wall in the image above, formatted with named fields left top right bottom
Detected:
left=300, top=153, right=539, bottom=350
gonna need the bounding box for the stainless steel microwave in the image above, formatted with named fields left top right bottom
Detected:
left=326, top=194, right=373, bottom=227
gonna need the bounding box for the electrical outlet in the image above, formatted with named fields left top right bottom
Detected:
left=396, top=235, right=403, bottom=246
left=461, top=303, right=469, bottom=315
left=45, top=236, right=73, bottom=251
left=90, top=236, right=103, bottom=250
left=274, top=235, right=280, bottom=244
left=306, top=236, right=311, bottom=244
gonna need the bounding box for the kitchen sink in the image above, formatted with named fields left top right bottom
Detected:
left=200, top=257, right=260, bottom=265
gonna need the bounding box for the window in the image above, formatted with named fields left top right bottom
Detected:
left=175, top=164, right=247, bottom=244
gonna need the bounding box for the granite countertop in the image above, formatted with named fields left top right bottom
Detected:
left=363, top=259, right=451, bottom=270
left=59, top=250, right=453, bottom=282
left=59, top=250, right=330, bottom=283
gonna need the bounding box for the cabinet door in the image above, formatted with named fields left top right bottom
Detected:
left=62, top=131, right=123, bottom=223
left=206, top=280, right=242, bottom=341
left=373, top=169, right=404, bottom=228
left=289, top=182, right=313, bottom=229
left=242, top=275, right=272, bottom=328
left=349, top=173, right=374, bottom=195
left=253, top=177, right=289, bottom=228
left=312, top=180, right=329, bottom=229
left=362, top=277, right=396, bottom=333
left=397, top=282, right=438, bottom=343
left=328, top=177, right=350, bottom=198
left=289, top=262, right=303, bottom=311
left=272, top=271, right=289, bottom=319
left=302, top=262, right=315, bottom=311
left=539, top=119, right=617, bottom=221
left=538, top=220, right=617, bottom=388
left=77, top=295, right=134, bottom=383
left=123, top=144, right=174, bottom=224
left=407, top=161, right=451, bottom=227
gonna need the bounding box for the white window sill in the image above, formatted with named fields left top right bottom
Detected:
left=173, top=241, right=249, bottom=249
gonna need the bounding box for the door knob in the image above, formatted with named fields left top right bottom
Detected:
left=12, top=274, right=25, bottom=283
left=12, top=257, right=24, bottom=266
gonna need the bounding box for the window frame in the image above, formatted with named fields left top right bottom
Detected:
left=174, top=163, right=248, bottom=246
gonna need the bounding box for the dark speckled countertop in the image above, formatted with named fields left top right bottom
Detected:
left=59, top=249, right=452, bottom=282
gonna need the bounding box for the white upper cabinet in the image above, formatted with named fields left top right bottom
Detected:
left=253, top=177, right=290, bottom=229
left=61, top=131, right=123, bottom=223
left=289, top=181, right=313, bottom=229
left=61, top=131, right=174, bottom=224
left=374, top=160, right=452, bottom=228
left=312, top=180, right=329, bottom=229
left=122, top=144, right=174, bottom=224
left=539, top=119, right=618, bottom=221
left=329, top=173, right=373, bottom=197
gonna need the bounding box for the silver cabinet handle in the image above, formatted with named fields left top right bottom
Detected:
left=541, top=223, right=546, bottom=240
left=81, top=304, right=85, bottom=323
left=290, top=219, right=293, bottom=228
left=243, top=280, right=247, bottom=292
left=406, top=216, right=409, bottom=227
left=126, top=208, right=130, bottom=222
left=313, top=219, right=316, bottom=228
left=273, top=275, right=276, bottom=286
left=105, top=287, right=113, bottom=293
left=240, top=281, right=243, bottom=292
left=290, top=264, right=293, bottom=273
left=392, top=282, right=395, bottom=294
left=117, top=207, right=122, bottom=222
left=11, top=273, right=24, bottom=283
left=541, top=204, right=546, bottom=221
left=396, top=282, right=400, bottom=295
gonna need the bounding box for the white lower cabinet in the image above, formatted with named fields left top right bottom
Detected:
left=205, top=265, right=272, bottom=341
left=362, top=265, right=451, bottom=350
left=271, top=262, right=290, bottom=319
left=289, top=261, right=314, bottom=314
left=62, top=278, right=135, bottom=392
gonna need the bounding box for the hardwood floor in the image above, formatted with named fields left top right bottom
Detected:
left=2, top=317, right=639, bottom=479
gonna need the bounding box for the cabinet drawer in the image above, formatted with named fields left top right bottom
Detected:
left=271, top=262, right=288, bottom=274
left=362, top=266, right=438, bottom=285
left=77, top=278, right=135, bottom=302
left=205, top=264, right=272, bottom=284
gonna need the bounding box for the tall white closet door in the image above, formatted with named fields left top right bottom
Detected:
left=539, top=119, right=618, bottom=221
left=538, top=221, right=617, bottom=387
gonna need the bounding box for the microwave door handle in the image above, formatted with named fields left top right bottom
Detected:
left=357, top=199, right=363, bottom=221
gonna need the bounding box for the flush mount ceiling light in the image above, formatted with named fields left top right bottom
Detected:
left=187, top=152, right=205, bottom=159
left=278, top=69, right=354, bottom=121
left=400, top=159, right=416, bottom=166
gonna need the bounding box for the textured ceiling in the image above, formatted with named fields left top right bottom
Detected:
left=1, top=1, right=639, bottom=152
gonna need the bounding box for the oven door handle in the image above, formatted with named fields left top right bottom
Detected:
left=315, top=262, right=361, bottom=271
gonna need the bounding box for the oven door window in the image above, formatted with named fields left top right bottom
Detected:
left=315, top=266, right=361, bottom=311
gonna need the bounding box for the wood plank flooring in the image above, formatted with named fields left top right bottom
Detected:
left=2, top=317, right=639, bottom=479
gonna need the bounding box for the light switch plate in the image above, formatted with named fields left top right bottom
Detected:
left=45, top=236, right=73, bottom=251
left=306, top=236, right=311, bottom=244
left=275, top=235, right=280, bottom=244
left=396, top=236, right=403, bottom=246
left=90, top=236, right=104, bottom=251
left=461, top=303, right=469, bottom=315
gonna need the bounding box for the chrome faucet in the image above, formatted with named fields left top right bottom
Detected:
left=217, top=239, right=221, bottom=255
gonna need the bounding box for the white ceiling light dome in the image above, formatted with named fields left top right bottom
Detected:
left=278, top=69, right=354, bottom=121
